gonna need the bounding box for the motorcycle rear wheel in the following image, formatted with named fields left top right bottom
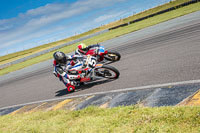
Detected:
left=95, top=65, right=120, bottom=79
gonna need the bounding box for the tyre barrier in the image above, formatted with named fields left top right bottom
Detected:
left=109, top=0, right=200, bottom=30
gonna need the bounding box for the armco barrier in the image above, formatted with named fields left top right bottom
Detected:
left=0, top=29, right=109, bottom=69
left=109, top=0, right=200, bottom=30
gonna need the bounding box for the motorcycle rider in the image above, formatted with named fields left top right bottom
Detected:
left=53, top=51, right=90, bottom=92
left=75, top=43, right=100, bottom=56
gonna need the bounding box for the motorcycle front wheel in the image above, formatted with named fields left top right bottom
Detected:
left=104, top=51, right=121, bottom=61
left=94, top=65, right=120, bottom=79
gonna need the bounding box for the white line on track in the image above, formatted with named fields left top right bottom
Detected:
left=1, top=79, right=200, bottom=110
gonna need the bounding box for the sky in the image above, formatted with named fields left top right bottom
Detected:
left=0, top=0, right=171, bottom=56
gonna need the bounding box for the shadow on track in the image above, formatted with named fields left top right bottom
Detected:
left=55, top=79, right=116, bottom=97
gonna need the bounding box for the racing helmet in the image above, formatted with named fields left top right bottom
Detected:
left=78, top=43, right=87, bottom=51
left=53, top=51, right=67, bottom=64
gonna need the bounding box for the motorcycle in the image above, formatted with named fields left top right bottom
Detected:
left=66, top=55, right=120, bottom=92
left=85, top=45, right=121, bottom=62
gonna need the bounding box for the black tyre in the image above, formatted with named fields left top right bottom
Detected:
left=95, top=65, right=120, bottom=79
left=104, top=51, right=121, bottom=61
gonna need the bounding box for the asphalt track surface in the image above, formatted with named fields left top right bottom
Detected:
left=0, top=11, right=200, bottom=108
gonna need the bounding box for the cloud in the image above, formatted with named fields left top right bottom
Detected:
left=0, top=24, right=13, bottom=31
left=0, top=0, right=129, bottom=54
left=94, top=11, right=127, bottom=23
left=24, top=0, right=127, bottom=27
left=25, top=3, right=65, bottom=16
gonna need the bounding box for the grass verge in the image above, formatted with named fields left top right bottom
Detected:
left=0, top=106, right=200, bottom=133
left=0, top=1, right=200, bottom=75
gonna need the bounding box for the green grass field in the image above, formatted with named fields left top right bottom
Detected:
left=0, top=0, right=200, bottom=75
left=0, top=106, right=200, bottom=133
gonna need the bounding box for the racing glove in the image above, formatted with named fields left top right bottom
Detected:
left=53, top=71, right=57, bottom=77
